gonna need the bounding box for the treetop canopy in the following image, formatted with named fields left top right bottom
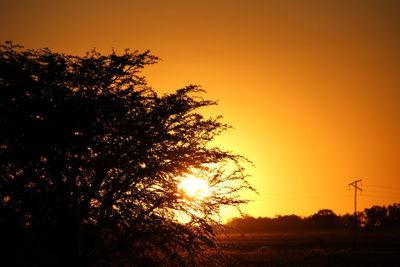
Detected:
left=0, top=42, right=254, bottom=266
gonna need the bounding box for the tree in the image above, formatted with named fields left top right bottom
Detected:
left=0, top=42, right=254, bottom=266
left=387, top=203, right=400, bottom=230
left=339, top=213, right=356, bottom=229
left=364, top=205, right=388, bottom=229
left=310, top=209, right=340, bottom=229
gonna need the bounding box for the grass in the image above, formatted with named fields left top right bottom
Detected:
left=197, top=231, right=400, bottom=266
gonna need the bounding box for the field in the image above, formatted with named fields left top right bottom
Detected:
left=198, top=231, right=400, bottom=266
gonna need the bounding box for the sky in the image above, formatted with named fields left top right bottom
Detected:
left=1, top=0, right=399, bottom=220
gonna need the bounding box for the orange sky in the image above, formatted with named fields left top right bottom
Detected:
left=1, top=0, right=399, bottom=220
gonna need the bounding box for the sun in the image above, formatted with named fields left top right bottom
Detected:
left=179, top=174, right=211, bottom=199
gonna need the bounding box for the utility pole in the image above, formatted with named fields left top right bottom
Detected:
left=348, top=179, right=362, bottom=248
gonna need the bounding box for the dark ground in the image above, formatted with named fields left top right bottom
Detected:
left=198, top=231, right=400, bottom=266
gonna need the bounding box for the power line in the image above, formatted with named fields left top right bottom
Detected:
left=348, top=179, right=362, bottom=248
left=263, top=189, right=347, bottom=195
left=362, top=194, right=400, bottom=199
left=259, top=194, right=351, bottom=201
left=364, top=184, right=400, bottom=190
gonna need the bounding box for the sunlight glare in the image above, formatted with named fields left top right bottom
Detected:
left=179, top=175, right=211, bottom=199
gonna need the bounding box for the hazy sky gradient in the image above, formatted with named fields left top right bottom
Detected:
left=1, top=0, right=399, bottom=219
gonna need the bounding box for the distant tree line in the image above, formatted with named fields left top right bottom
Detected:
left=226, top=203, right=400, bottom=233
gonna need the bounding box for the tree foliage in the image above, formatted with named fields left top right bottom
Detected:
left=0, top=42, right=254, bottom=266
left=310, top=209, right=340, bottom=229
left=226, top=205, right=400, bottom=233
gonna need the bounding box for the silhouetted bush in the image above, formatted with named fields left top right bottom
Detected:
left=309, top=209, right=341, bottom=229
left=0, top=42, right=254, bottom=266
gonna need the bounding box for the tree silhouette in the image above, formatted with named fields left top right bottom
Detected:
left=364, top=205, right=388, bottom=229
left=0, top=42, right=254, bottom=266
left=310, top=209, right=340, bottom=229
left=387, top=203, right=400, bottom=230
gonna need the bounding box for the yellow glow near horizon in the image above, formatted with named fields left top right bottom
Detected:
left=179, top=175, right=211, bottom=200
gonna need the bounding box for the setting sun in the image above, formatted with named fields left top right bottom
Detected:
left=179, top=175, right=211, bottom=199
